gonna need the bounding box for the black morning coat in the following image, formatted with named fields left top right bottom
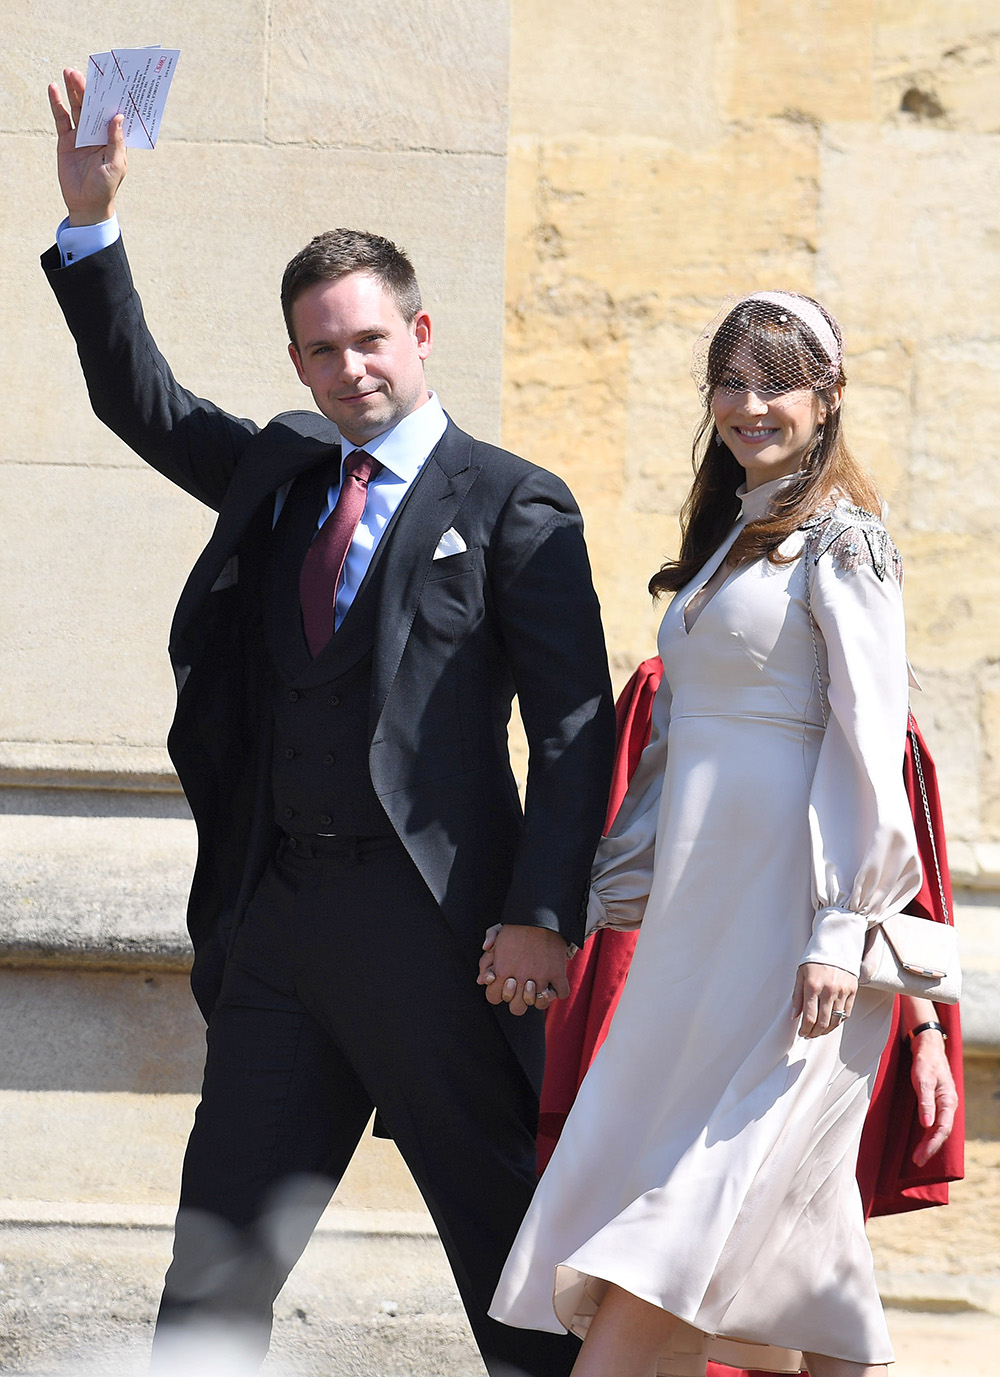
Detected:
left=42, top=237, right=617, bottom=1089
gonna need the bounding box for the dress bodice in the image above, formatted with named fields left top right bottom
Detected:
left=659, top=531, right=825, bottom=730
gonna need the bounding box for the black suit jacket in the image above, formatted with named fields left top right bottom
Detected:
left=43, top=237, right=616, bottom=1029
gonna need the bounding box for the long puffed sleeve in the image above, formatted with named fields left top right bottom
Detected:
left=800, top=507, right=922, bottom=975
left=586, top=673, right=673, bottom=935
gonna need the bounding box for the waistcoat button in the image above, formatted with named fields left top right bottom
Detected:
left=283, top=807, right=294, bottom=820
left=328, top=695, right=340, bottom=707
left=323, top=753, right=335, bottom=766
left=288, top=690, right=300, bottom=703
left=319, top=813, right=332, bottom=826
left=284, top=748, right=295, bottom=760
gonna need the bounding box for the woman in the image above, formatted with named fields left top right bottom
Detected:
left=486, top=292, right=925, bottom=1375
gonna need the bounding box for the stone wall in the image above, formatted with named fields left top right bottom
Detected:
left=2, top=0, right=508, bottom=792
left=504, top=0, right=1000, bottom=870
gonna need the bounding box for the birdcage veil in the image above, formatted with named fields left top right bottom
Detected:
left=691, top=290, right=844, bottom=397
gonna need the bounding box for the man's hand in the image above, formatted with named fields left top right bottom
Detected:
left=49, top=67, right=126, bottom=226
left=476, top=924, right=570, bottom=1016
left=792, top=962, right=858, bottom=1038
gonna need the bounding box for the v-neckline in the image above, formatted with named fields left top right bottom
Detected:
left=682, top=557, right=738, bottom=635
left=681, top=471, right=805, bottom=635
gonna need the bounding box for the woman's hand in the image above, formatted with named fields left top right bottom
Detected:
left=792, top=962, right=857, bottom=1038
left=901, top=997, right=958, bottom=1167
left=909, top=1029, right=957, bottom=1166
left=477, top=924, right=502, bottom=986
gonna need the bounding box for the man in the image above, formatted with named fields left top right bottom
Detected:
left=44, top=70, right=615, bottom=1377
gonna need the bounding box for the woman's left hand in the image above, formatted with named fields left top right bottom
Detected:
left=909, top=1027, right=958, bottom=1167
left=793, top=962, right=858, bottom=1038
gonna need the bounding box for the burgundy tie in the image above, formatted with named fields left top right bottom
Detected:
left=299, top=448, right=380, bottom=656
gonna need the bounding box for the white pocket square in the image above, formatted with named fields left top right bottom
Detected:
left=433, top=527, right=468, bottom=559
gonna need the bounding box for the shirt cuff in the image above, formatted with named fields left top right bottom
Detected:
left=57, top=212, right=121, bottom=267
left=800, top=906, right=870, bottom=977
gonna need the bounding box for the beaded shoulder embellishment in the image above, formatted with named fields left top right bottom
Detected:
left=800, top=500, right=903, bottom=584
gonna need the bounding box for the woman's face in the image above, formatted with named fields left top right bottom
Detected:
left=711, top=341, right=838, bottom=491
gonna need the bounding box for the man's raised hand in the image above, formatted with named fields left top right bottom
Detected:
left=49, top=68, right=126, bottom=226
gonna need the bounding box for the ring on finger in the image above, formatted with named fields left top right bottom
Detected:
left=831, top=1008, right=849, bottom=1023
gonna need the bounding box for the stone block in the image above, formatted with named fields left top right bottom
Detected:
left=509, top=0, right=722, bottom=144
left=906, top=667, right=980, bottom=839
left=981, top=662, right=1000, bottom=838
left=3, top=0, right=267, bottom=143
left=0, top=812, right=195, bottom=967
left=817, top=124, right=1000, bottom=352
left=907, top=341, right=1000, bottom=538
left=722, top=0, right=875, bottom=123
left=267, top=1, right=508, bottom=154
left=839, top=342, right=915, bottom=511
left=507, top=123, right=821, bottom=311
left=0, top=462, right=212, bottom=750
left=874, top=3, right=1000, bottom=131
left=901, top=535, right=1000, bottom=673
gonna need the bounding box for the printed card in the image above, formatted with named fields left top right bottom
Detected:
left=76, top=47, right=180, bottom=149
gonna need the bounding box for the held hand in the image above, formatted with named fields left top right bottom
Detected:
left=477, top=923, right=502, bottom=984
left=48, top=67, right=126, bottom=225
left=909, top=1029, right=958, bottom=1167
left=792, top=962, right=857, bottom=1038
left=478, top=924, right=570, bottom=1016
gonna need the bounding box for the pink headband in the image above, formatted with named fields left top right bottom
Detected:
left=743, top=292, right=842, bottom=368
left=691, top=291, right=844, bottom=394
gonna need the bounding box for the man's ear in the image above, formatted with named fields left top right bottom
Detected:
left=413, top=310, right=432, bottom=361
left=288, top=341, right=308, bottom=386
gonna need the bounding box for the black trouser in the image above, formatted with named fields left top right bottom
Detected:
left=154, top=833, right=578, bottom=1377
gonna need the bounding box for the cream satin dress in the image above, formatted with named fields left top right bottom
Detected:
left=490, top=475, right=921, bottom=1374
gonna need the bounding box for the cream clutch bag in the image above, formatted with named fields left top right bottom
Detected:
left=859, top=912, right=961, bottom=1004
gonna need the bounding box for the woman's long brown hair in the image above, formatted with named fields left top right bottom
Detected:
left=649, top=298, right=882, bottom=598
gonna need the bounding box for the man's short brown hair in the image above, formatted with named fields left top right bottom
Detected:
left=280, top=229, right=422, bottom=343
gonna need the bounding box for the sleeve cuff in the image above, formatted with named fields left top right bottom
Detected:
left=57, top=212, right=121, bottom=267
left=584, top=888, right=609, bottom=939
left=800, top=906, right=869, bottom=977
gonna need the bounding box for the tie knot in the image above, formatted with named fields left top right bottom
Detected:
left=344, top=449, right=379, bottom=485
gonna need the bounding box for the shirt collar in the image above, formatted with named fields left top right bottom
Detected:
left=340, top=392, right=447, bottom=482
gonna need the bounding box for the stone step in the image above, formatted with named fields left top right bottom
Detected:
left=0, top=1219, right=482, bottom=1377
left=0, top=1212, right=998, bottom=1377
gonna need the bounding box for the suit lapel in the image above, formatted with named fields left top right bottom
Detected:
left=371, top=422, right=481, bottom=726
left=170, top=414, right=340, bottom=655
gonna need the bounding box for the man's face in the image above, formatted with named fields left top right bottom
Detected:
left=288, top=272, right=432, bottom=446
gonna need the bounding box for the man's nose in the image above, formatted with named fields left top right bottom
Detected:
left=339, top=350, right=365, bottom=382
